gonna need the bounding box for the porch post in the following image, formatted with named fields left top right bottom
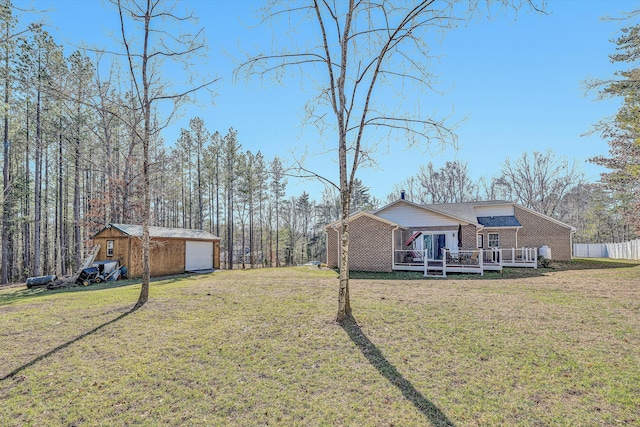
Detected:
left=392, top=228, right=395, bottom=270
left=442, top=248, right=447, bottom=278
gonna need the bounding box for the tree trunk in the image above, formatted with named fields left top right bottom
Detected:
left=23, top=99, right=31, bottom=276
left=1, top=31, right=11, bottom=284
left=227, top=172, right=233, bottom=270
left=73, top=132, right=81, bottom=270
left=275, top=201, right=280, bottom=267
left=336, top=104, right=351, bottom=321
left=58, top=121, right=66, bottom=276
left=215, top=149, right=220, bottom=237
left=196, top=139, right=203, bottom=230
left=136, top=2, right=152, bottom=308
left=43, top=139, right=50, bottom=274
left=33, top=83, right=42, bottom=276
left=249, top=195, right=254, bottom=268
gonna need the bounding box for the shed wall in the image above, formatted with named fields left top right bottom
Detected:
left=93, top=227, right=221, bottom=277
left=213, top=241, right=221, bottom=269
left=129, top=238, right=186, bottom=277
left=93, top=230, right=131, bottom=271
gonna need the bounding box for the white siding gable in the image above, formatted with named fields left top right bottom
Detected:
left=376, top=202, right=460, bottom=227
left=474, top=204, right=514, bottom=217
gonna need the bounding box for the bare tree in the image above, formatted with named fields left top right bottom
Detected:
left=114, top=0, right=217, bottom=306
left=492, top=149, right=584, bottom=218
left=1, top=0, right=17, bottom=284
left=241, top=0, right=541, bottom=321
left=389, top=160, right=478, bottom=204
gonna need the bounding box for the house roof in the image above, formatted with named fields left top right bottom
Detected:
left=514, top=205, right=576, bottom=232
left=324, top=199, right=575, bottom=233
left=373, top=199, right=480, bottom=226
left=98, top=223, right=220, bottom=240
left=426, top=200, right=513, bottom=224
left=325, top=211, right=403, bottom=230
left=477, top=215, right=522, bottom=228
left=374, top=199, right=575, bottom=229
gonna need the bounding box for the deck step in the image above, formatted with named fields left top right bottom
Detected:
left=424, top=269, right=445, bottom=278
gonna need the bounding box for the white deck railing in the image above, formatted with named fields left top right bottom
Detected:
left=500, top=247, right=537, bottom=268
left=394, top=247, right=538, bottom=273
left=439, top=249, right=484, bottom=277
left=394, top=249, right=426, bottom=266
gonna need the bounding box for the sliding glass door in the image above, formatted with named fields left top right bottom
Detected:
left=423, top=233, right=446, bottom=260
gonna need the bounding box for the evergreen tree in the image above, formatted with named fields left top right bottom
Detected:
left=591, top=24, right=640, bottom=232
left=269, top=156, right=287, bottom=267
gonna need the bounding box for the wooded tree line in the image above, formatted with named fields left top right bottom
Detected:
left=387, top=150, right=637, bottom=244
left=0, top=3, right=375, bottom=283
left=1, top=2, right=637, bottom=285
left=588, top=16, right=640, bottom=242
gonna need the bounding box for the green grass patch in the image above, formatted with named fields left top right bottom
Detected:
left=1, top=262, right=639, bottom=426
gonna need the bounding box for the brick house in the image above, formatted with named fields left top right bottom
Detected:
left=326, top=199, right=574, bottom=273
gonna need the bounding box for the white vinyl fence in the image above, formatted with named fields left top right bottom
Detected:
left=573, top=243, right=608, bottom=258
left=573, top=239, right=640, bottom=260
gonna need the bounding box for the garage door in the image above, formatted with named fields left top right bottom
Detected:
left=185, top=241, right=214, bottom=271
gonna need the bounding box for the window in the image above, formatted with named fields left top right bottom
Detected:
left=477, top=234, right=484, bottom=249
left=107, top=240, right=114, bottom=257
left=488, top=233, right=499, bottom=248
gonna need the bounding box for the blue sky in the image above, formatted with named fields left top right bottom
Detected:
left=19, top=0, right=638, bottom=200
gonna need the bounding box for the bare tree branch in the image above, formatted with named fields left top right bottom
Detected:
left=239, top=0, right=545, bottom=321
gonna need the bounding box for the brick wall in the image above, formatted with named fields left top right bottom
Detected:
left=326, top=216, right=395, bottom=272
left=478, top=228, right=518, bottom=249
left=326, top=227, right=339, bottom=268
left=461, top=224, right=480, bottom=249
left=514, top=206, right=573, bottom=260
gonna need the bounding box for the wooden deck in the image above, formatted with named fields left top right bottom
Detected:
left=394, top=248, right=537, bottom=277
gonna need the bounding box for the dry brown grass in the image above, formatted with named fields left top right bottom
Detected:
left=0, top=260, right=638, bottom=426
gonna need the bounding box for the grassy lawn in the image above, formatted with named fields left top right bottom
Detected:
left=1, top=260, right=639, bottom=426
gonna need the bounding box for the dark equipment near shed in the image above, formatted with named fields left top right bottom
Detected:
left=26, top=275, right=58, bottom=289
left=76, top=267, right=100, bottom=286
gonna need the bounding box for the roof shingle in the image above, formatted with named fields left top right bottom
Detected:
left=108, top=224, right=220, bottom=240
left=476, top=216, right=522, bottom=227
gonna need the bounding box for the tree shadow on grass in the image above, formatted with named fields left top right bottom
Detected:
left=341, top=316, right=455, bottom=426
left=0, top=304, right=141, bottom=381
